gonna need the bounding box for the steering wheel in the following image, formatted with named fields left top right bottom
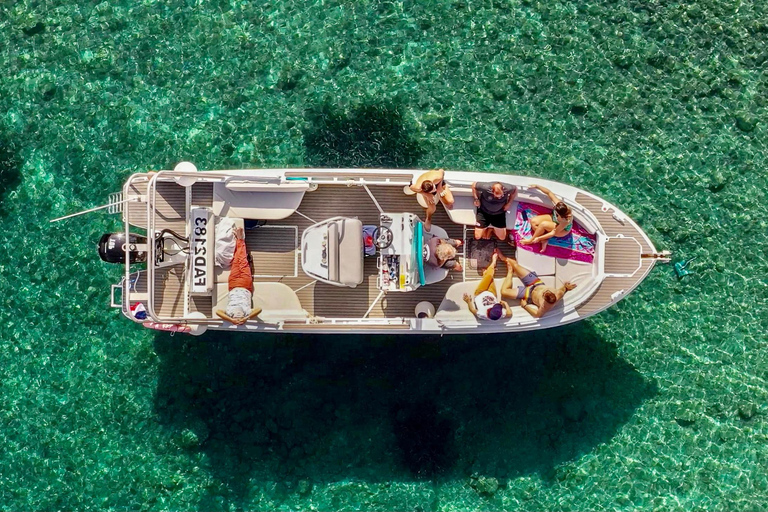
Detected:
left=373, top=225, right=393, bottom=250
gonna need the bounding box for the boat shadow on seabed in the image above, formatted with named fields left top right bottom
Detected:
left=153, top=321, right=657, bottom=505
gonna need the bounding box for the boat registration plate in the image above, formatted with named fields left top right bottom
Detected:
left=189, top=207, right=213, bottom=294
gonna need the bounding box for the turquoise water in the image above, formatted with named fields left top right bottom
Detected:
left=1, top=0, right=767, bottom=510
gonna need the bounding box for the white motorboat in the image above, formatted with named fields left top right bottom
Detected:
left=93, top=163, right=669, bottom=335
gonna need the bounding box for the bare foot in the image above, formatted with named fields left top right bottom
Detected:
left=505, top=258, right=515, bottom=271
left=489, top=252, right=498, bottom=267
left=235, top=227, right=245, bottom=240
left=539, top=240, right=548, bottom=252
left=494, top=248, right=508, bottom=262
left=519, top=238, right=534, bottom=245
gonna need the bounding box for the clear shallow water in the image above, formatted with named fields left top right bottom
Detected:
left=1, top=0, right=767, bottom=510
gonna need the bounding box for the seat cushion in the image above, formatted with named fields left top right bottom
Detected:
left=445, top=194, right=478, bottom=226
left=213, top=183, right=306, bottom=220
left=214, top=282, right=308, bottom=323
left=336, top=219, right=364, bottom=287
left=515, top=247, right=556, bottom=276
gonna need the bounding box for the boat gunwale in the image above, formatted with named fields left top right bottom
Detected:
left=120, top=168, right=659, bottom=332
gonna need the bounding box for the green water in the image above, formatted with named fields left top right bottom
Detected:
left=1, top=0, right=767, bottom=510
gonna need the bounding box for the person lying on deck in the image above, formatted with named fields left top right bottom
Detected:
left=472, top=181, right=516, bottom=243
left=409, top=168, right=454, bottom=232
left=519, top=183, right=574, bottom=252
left=215, top=227, right=262, bottom=325
left=462, top=251, right=512, bottom=321
left=424, top=236, right=463, bottom=272
left=496, top=251, right=576, bottom=318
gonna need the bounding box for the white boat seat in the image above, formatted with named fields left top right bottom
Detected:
left=301, top=217, right=364, bottom=287
left=212, top=181, right=309, bottom=220
left=440, top=186, right=478, bottom=226
left=214, top=282, right=308, bottom=323
left=516, top=247, right=556, bottom=276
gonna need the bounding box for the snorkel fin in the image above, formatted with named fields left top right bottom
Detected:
left=674, top=257, right=696, bottom=279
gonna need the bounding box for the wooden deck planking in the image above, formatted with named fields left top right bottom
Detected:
left=153, top=182, right=186, bottom=233
left=191, top=182, right=214, bottom=208
left=127, top=180, right=148, bottom=229
left=574, top=192, right=656, bottom=315
left=154, top=264, right=185, bottom=318
left=246, top=226, right=298, bottom=278
left=252, top=184, right=464, bottom=318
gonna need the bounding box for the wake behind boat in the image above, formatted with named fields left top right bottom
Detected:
left=95, top=164, right=669, bottom=335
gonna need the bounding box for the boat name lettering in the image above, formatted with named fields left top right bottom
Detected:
left=190, top=209, right=212, bottom=292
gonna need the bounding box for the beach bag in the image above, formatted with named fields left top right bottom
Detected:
left=362, top=225, right=378, bottom=257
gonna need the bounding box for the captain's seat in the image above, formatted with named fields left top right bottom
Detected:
left=301, top=216, right=364, bottom=287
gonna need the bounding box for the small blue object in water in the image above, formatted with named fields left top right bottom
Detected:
left=674, top=257, right=696, bottom=279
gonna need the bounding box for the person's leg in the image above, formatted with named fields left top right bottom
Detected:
left=505, top=257, right=534, bottom=281
left=520, top=215, right=555, bottom=244
left=474, top=210, right=488, bottom=240
left=493, top=227, right=507, bottom=241
left=229, top=233, right=254, bottom=292
left=439, top=186, right=455, bottom=209
left=499, top=258, right=516, bottom=298
left=424, top=201, right=436, bottom=231
left=520, top=223, right=549, bottom=245
left=473, top=253, right=498, bottom=295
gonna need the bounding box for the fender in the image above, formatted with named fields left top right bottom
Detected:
left=142, top=321, right=192, bottom=333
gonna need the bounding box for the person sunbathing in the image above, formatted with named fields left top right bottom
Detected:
left=215, top=227, right=262, bottom=325
left=519, top=184, right=574, bottom=252
left=496, top=251, right=576, bottom=318
left=462, top=251, right=512, bottom=321
left=408, top=168, right=454, bottom=231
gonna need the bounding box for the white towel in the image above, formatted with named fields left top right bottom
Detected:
left=215, top=217, right=236, bottom=268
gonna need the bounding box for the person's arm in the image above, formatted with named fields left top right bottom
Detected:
left=501, top=300, right=512, bottom=318
left=471, top=182, right=480, bottom=207
left=463, top=293, right=478, bottom=315
left=520, top=298, right=541, bottom=318
left=555, top=282, right=577, bottom=301
left=503, top=187, right=516, bottom=211
left=442, top=259, right=462, bottom=272
left=244, top=307, right=263, bottom=322
left=531, top=228, right=559, bottom=243
left=216, top=309, right=238, bottom=324
left=529, top=184, right=560, bottom=206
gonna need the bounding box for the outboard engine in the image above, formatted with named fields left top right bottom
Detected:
left=98, top=233, right=148, bottom=264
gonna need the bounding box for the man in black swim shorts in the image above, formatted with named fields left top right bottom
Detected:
left=472, top=181, right=516, bottom=241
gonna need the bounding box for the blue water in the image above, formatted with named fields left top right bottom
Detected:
left=1, top=0, right=766, bottom=509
